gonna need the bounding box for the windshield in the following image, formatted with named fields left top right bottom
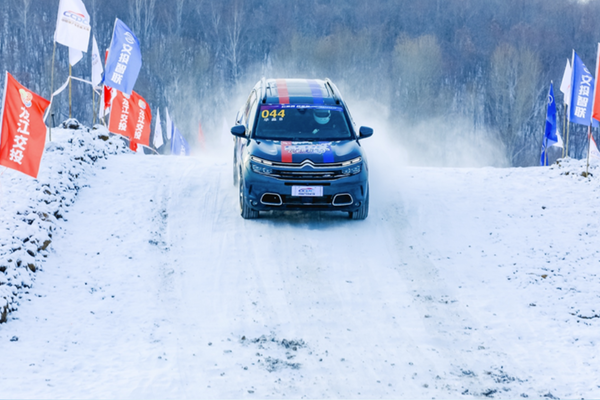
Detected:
left=254, top=104, right=353, bottom=141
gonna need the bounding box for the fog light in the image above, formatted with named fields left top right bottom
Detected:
left=252, top=200, right=258, bottom=206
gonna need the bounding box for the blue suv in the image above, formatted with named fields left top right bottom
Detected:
left=231, top=78, right=373, bottom=219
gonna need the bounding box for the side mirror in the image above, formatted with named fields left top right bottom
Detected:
left=358, top=126, right=373, bottom=139
left=231, top=124, right=246, bottom=138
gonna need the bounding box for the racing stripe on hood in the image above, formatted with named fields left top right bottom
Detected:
left=307, top=80, right=324, bottom=105
left=276, top=79, right=290, bottom=104
left=281, top=141, right=292, bottom=162
left=322, top=142, right=335, bottom=163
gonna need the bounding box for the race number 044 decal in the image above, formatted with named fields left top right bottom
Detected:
left=261, top=109, right=285, bottom=119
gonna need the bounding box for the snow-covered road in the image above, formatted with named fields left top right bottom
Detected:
left=1, top=130, right=599, bottom=399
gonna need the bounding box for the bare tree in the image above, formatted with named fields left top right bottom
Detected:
left=488, top=43, right=544, bottom=164
left=393, top=34, right=444, bottom=122
left=222, top=1, right=248, bottom=84
left=128, top=0, right=156, bottom=44
left=15, top=0, right=31, bottom=43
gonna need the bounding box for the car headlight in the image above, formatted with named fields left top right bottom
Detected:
left=341, top=157, right=362, bottom=175
left=251, top=164, right=274, bottom=175
left=341, top=165, right=362, bottom=175
left=250, top=156, right=274, bottom=175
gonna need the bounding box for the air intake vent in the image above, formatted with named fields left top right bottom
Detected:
left=332, top=194, right=353, bottom=206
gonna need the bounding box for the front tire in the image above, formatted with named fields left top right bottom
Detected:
left=349, top=186, right=369, bottom=220
left=239, top=175, right=259, bottom=219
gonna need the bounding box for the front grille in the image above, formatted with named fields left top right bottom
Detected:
left=266, top=159, right=345, bottom=181
left=270, top=159, right=348, bottom=169
left=281, top=195, right=334, bottom=206
left=271, top=169, right=345, bottom=181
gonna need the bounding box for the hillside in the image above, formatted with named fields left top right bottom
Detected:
left=0, top=126, right=599, bottom=398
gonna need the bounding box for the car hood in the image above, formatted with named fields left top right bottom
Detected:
left=249, top=139, right=362, bottom=164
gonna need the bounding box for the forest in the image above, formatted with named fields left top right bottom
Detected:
left=2, top=0, right=600, bottom=166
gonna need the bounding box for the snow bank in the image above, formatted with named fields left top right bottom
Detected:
left=0, top=123, right=129, bottom=322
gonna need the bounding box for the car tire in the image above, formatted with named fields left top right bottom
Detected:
left=239, top=175, right=259, bottom=219
left=349, top=186, right=369, bottom=220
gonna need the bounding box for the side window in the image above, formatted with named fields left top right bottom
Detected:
left=344, top=105, right=359, bottom=137
left=237, top=91, right=254, bottom=126
left=244, top=92, right=256, bottom=121
left=246, top=97, right=259, bottom=136
left=245, top=91, right=258, bottom=136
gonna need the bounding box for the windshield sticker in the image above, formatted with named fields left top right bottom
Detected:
left=262, top=104, right=342, bottom=112
left=281, top=141, right=334, bottom=163
left=261, top=108, right=285, bottom=121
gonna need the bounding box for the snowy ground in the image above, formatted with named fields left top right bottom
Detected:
left=0, top=126, right=599, bottom=399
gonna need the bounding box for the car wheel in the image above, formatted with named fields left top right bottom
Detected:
left=349, top=186, right=369, bottom=220
left=239, top=175, right=259, bottom=219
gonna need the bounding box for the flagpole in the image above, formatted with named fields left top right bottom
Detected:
left=562, top=104, right=567, bottom=158
left=100, top=90, right=106, bottom=127
left=586, top=125, right=591, bottom=176
left=566, top=118, right=570, bottom=158
left=49, top=41, right=56, bottom=142
left=100, top=86, right=107, bottom=127
left=68, top=64, right=72, bottom=118
left=93, top=89, right=96, bottom=125
left=567, top=50, right=575, bottom=159
left=548, top=81, right=551, bottom=166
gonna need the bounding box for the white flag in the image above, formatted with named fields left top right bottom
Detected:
left=552, top=125, right=564, bottom=149
left=69, top=47, right=83, bottom=66
left=91, top=36, right=103, bottom=88
left=54, top=0, right=91, bottom=53
left=560, top=58, right=572, bottom=107
left=153, top=109, right=164, bottom=149
left=165, top=108, right=173, bottom=140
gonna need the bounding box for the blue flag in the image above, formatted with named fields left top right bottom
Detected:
left=541, top=83, right=559, bottom=166
left=104, top=19, right=142, bottom=95
left=569, top=51, right=595, bottom=126
left=171, top=126, right=190, bottom=156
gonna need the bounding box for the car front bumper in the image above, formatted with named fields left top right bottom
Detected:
left=241, top=165, right=368, bottom=212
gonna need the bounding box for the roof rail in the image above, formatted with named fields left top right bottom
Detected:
left=324, top=78, right=341, bottom=105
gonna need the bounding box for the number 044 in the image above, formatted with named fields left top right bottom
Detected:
left=261, top=109, right=285, bottom=119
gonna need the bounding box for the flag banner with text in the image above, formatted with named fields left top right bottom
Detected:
left=0, top=72, right=51, bottom=178
left=171, top=126, right=190, bottom=156
left=104, top=19, right=142, bottom=95
left=569, top=51, right=595, bottom=126
left=540, top=83, right=563, bottom=166
left=54, top=0, right=91, bottom=52
left=108, top=90, right=152, bottom=147
left=91, top=36, right=103, bottom=88
left=591, top=43, right=600, bottom=124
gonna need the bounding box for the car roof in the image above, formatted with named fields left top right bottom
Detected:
left=262, top=79, right=339, bottom=106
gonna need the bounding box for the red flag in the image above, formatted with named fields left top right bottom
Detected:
left=0, top=72, right=50, bottom=178
left=592, top=43, right=600, bottom=122
left=108, top=90, right=152, bottom=147
left=103, top=84, right=113, bottom=114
